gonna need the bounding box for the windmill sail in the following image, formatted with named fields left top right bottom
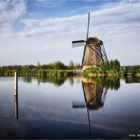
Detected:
left=82, top=12, right=90, bottom=68
left=86, top=12, right=90, bottom=40
left=72, top=40, right=85, bottom=47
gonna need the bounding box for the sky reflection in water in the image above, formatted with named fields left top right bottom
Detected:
left=0, top=76, right=140, bottom=139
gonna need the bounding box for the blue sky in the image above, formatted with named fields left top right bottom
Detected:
left=0, top=0, right=140, bottom=65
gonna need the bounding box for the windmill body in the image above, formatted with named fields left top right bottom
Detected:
left=82, top=37, right=103, bottom=70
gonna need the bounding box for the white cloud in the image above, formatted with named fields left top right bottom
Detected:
left=0, top=0, right=27, bottom=36
left=16, top=1, right=140, bottom=38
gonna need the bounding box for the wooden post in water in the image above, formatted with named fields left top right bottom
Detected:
left=14, top=71, right=18, bottom=96
left=14, top=71, right=18, bottom=119
left=14, top=93, right=19, bottom=119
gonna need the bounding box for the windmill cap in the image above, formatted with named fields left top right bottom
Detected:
left=87, top=37, right=103, bottom=45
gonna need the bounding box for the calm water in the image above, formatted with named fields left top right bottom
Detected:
left=0, top=76, right=140, bottom=139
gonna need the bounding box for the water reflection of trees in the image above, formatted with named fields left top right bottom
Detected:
left=22, top=76, right=32, bottom=83
left=125, top=77, right=140, bottom=83
left=91, top=77, right=120, bottom=90
left=21, top=76, right=121, bottom=89
left=22, top=76, right=74, bottom=87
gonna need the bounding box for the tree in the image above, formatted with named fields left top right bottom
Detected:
left=110, top=60, right=114, bottom=70
left=113, top=59, right=120, bottom=71
left=53, top=61, right=65, bottom=69
left=75, top=63, right=81, bottom=69
left=37, top=61, right=41, bottom=70
left=69, top=60, right=74, bottom=69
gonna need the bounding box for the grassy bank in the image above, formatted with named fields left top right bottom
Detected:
left=0, top=61, right=81, bottom=77
left=0, top=60, right=140, bottom=78
left=0, top=69, right=81, bottom=77
left=83, top=60, right=140, bottom=78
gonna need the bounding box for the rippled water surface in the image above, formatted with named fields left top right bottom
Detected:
left=0, top=76, right=140, bottom=139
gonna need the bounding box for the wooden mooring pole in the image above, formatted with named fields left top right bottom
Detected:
left=14, top=71, right=18, bottom=119
left=14, top=71, right=18, bottom=96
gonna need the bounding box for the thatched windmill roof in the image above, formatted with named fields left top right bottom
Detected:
left=87, top=37, right=103, bottom=46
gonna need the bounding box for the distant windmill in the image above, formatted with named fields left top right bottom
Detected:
left=72, top=12, right=108, bottom=70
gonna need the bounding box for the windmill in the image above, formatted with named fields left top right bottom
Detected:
left=72, top=12, right=108, bottom=70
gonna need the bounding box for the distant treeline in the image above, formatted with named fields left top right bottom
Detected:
left=1, top=60, right=140, bottom=77
left=120, top=65, right=140, bottom=77
left=121, top=65, right=140, bottom=73
left=0, top=61, right=81, bottom=76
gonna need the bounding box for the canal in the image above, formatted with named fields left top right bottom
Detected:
left=0, top=76, right=140, bottom=139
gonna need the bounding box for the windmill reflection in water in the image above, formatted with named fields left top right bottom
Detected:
left=72, top=80, right=108, bottom=136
